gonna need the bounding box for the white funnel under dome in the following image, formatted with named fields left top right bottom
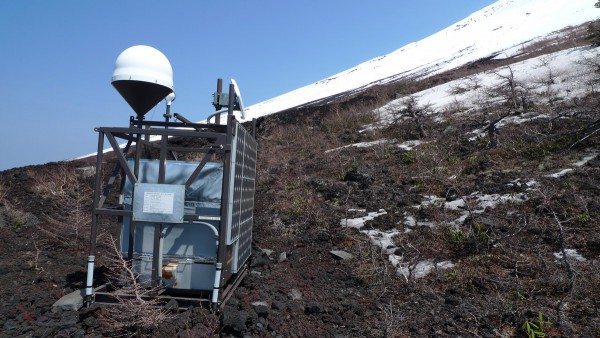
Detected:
left=111, top=45, right=174, bottom=116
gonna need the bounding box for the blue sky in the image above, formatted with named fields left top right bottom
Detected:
left=0, top=1, right=496, bottom=170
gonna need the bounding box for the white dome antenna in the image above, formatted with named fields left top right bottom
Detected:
left=111, top=45, right=174, bottom=116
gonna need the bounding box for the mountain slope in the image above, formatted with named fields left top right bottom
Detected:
left=243, top=0, right=597, bottom=120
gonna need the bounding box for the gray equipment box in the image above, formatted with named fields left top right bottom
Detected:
left=121, top=160, right=225, bottom=292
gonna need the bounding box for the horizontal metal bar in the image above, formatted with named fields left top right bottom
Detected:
left=97, top=126, right=227, bottom=139
left=129, top=117, right=228, bottom=131
left=183, top=215, right=222, bottom=222
left=130, top=254, right=217, bottom=263
left=93, top=208, right=132, bottom=217
left=93, top=291, right=212, bottom=311
left=167, top=145, right=230, bottom=153
left=94, top=210, right=224, bottom=219
left=133, top=139, right=230, bottom=153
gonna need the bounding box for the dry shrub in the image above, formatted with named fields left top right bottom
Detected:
left=381, top=303, right=404, bottom=337
left=30, top=165, right=80, bottom=199
left=4, top=204, right=30, bottom=228
left=0, top=180, right=37, bottom=229
left=98, top=236, right=175, bottom=337
left=25, top=239, right=46, bottom=272
left=176, top=307, right=220, bottom=338
left=321, top=104, right=375, bottom=142
left=0, top=181, right=7, bottom=203
left=349, top=234, right=395, bottom=292
left=30, top=164, right=93, bottom=251
left=272, top=180, right=324, bottom=229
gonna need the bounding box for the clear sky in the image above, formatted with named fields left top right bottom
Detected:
left=0, top=0, right=496, bottom=171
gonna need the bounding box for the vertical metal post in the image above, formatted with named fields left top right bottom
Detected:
left=85, top=130, right=105, bottom=305
left=152, top=223, right=162, bottom=286
left=164, top=100, right=172, bottom=123
left=158, top=138, right=167, bottom=183
left=89, top=131, right=105, bottom=257
left=127, top=221, right=135, bottom=260
left=215, top=78, right=223, bottom=125
left=152, top=122, right=168, bottom=286
left=228, top=83, right=235, bottom=117
left=218, top=116, right=233, bottom=304
left=211, top=262, right=223, bottom=311
left=134, top=115, right=143, bottom=178
left=216, top=83, right=237, bottom=306
left=129, top=115, right=143, bottom=261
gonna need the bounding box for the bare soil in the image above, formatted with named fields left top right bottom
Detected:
left=2, top=49, right=600, bottom=337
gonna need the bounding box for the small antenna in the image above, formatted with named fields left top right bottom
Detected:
left=164, top=92, right=176, bottom=122
left=209, top=79, right=245, bottom=123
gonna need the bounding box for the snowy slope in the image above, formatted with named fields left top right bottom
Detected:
left=241, top=0, right=598, bottom=121
left=376, top=45, right=600, bottom=120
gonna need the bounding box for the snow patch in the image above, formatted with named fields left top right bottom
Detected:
left=341, top=209, right=387, bottom=229
left=343, top=209, right=454, bottom=279
left=396, top=140, right=424, bottom=151
left=574, top=150, right=598, bottom=167
left=398, top=260, right=455, bottom=279
left=554, top=249, right=586, bottom=262
left=546, top=168, right=574, bottom=178
left=546, top=150, right=598, bottom=177
left=361, top=229, right=401, bottom=255
left=325, top=139, right=394, bottom=153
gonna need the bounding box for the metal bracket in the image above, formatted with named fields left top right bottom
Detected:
left=213, top=92, right=230, bottom=108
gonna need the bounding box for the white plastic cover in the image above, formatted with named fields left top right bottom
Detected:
left=111, top=45, right=174, bottom=90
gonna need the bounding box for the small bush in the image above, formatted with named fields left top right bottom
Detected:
left=98, top=236, right=176, bottom=336
left=447, top=223, right=491, bottom=255
left=399, top=150, right=417, bottom=164
left=521, top=312, right=552, bottom=338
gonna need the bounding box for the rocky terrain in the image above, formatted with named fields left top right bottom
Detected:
left=1, top=22, right=600, bottom=338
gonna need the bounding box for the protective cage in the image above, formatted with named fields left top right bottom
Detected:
left=85, top=101, right=257, bottom=311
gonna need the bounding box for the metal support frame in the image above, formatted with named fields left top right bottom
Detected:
left=85, top=82, right=257, bottom=312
